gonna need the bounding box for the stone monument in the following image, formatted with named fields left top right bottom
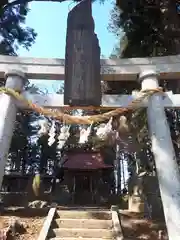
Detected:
left=64, top=0, right=101, bottom=106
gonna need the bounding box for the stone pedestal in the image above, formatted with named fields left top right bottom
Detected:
left=128, top=175, right=145, bottom=213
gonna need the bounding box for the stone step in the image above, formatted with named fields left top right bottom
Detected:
left=56, top=210, right=111, bottom=220
left=49, top=228, right=114, bottom=239
left=54, top=218, right=113, bottom=229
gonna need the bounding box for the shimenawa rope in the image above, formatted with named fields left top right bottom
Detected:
left=0, top=87, right=163, bottom=124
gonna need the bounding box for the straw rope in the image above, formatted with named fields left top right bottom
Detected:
left=0, top=87, right=163, bottom=124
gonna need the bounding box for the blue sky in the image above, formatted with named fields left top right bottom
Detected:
left=18, top=0, right=117, bottom=92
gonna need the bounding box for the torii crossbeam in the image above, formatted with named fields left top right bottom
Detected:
left=0, top=54, right=180, bottom=80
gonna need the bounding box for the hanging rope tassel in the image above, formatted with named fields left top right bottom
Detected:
left=32, top=174, right=41, bottom=197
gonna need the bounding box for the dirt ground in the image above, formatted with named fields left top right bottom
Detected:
left=0, top=207, right=46, bottom=240
left=120, top=210, right=168, bottom=240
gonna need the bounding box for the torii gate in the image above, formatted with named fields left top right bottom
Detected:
left=1, top=55, right=180, bottom=240
left=0, top=1, right=180, bottom=240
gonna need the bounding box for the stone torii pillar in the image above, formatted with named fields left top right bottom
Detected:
left=0, top=69, right=26, bottom=189
left=139, top=70, right=180, bottom=240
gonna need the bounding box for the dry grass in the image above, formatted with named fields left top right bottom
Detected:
left=0, top=207, right=47, bottom=240
left=119, top=210, right=168, bottom=240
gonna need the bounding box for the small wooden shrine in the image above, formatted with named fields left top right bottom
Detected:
left=62, top=150, right=114, bottom=205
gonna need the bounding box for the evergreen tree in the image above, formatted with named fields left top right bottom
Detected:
left=0, top=3, right=36, bottom=55
left=109, top=0, right=180, bottom=57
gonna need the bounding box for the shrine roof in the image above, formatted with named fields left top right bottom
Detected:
left=64, top=152, right=113, bottom=170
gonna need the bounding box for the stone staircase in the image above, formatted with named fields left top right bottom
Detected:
left=47, top=208, right=116, bottom=239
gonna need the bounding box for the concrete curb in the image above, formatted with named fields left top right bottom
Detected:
left=37, top=203, right=57, bottom=240
left=111, top=205, right=124, bottom=240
